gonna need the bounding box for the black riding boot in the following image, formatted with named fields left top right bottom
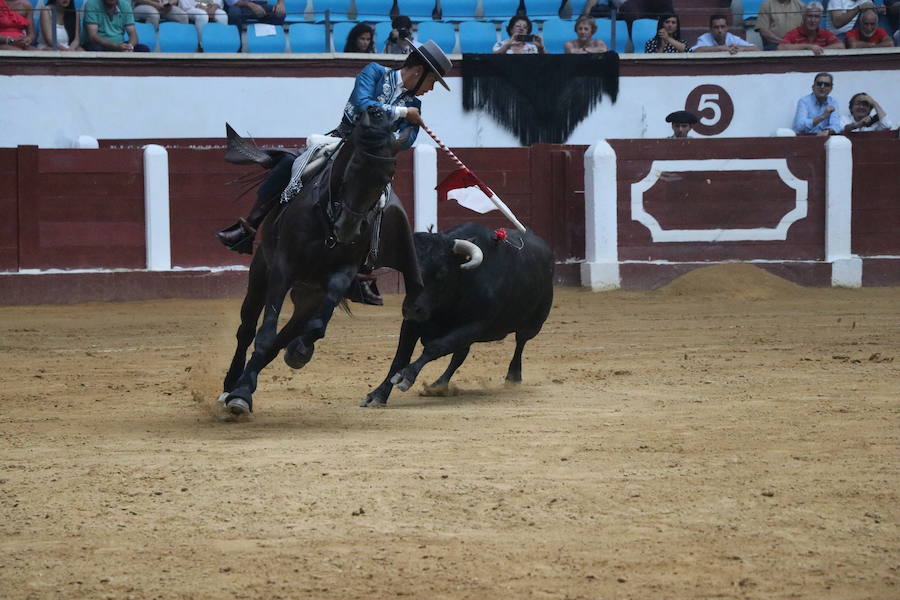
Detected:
left=217, top=154, right=295, bottom=254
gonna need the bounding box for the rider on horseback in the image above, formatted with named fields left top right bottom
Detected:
left=216, top=40, right=452, bottom=258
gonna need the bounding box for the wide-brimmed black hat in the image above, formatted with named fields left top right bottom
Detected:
left=408, top=40, right=452, bottom=91
left=666, top=110, right=699, bottom=124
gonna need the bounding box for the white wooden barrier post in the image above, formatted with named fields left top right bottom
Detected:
left=143, top=144, right=172, bottom=271
left=413, top=144, right=438, bottom=233
left=581, top=140, right=620, bottom=290
left=825, top=136, right=861, bottom=288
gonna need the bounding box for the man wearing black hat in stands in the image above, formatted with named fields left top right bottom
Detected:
left=217, top=40, right=452, bottom=303
left=666, top=110, right=698, bottom=138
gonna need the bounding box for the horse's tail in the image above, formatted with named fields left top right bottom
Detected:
left=224, top=123, right=298, bottom=168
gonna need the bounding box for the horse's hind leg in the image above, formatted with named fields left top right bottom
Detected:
left=223, top=253, right=267, bottom=394
left=279, top=288, right=324, bottom=369
left=286, top=269, right=355, bottom=367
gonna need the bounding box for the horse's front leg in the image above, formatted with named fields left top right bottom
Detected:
left=224, top=257, right=293, bottom=415
left=222, top=252, right=268, bottom=395
left=283, top=268, right=355, bottom=369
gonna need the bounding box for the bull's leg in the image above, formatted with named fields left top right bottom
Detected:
left=428, top=346, right=471, bottom=390
left=223, top=252, right=268, bottom=394
left=360, top=319, right=421, bottom=407
left=283, top=268, right=355, bottom=370
left=224, top=256, right=293, bottom=415
left=390, top=322, right=484, bottom=392
left=505, top=332, right=528, bottom=384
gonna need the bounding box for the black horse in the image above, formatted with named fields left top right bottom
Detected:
left=220, top=107, right=421, bottom=416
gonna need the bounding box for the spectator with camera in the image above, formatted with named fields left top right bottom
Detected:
left=841, top=93, right=892, bottom=132
left=644, top=13, right=689, bottom=53
left=564, top=15, right=608, bottom=53
left=384, top=14, right=413, bottom=54
left=493, top=14, right=544, bottom=54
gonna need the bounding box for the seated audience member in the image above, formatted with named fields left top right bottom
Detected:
left=644, top=13, right=688, bottom=53
left=383, top=15, right=412, bottom=54
left=493, top=14, right=544, bottom=54
left=691, top=14, right=758, bottom=53
left=617, top=0, right=674, bottom=24
left=666, top=110, right=697, bottom=138
left=179, top=0, right=227, bottom=33
left=343, top=22, right=374, bottom=53
left=778, top=3, right=844, bottom=53
left=225, top=0, right=284, bottom=27
left=83, top=0, right=150, bottom=51
left=581, top=0, right=617, bottom=19
left=841, top=93, right=893, bottom=132
left=133, top=0, right=189, bottom=27
left=564, top=15, right=607, bottom=53
left=755, top=0, right=805, bottom=50
left=0, top=0, right=33, bottom=50
left=829, top=0, right=886, bottom=40
left=792, top=72, right=841, bottom=135
left=846, top=8, right=894, bottom=47
left=38, top=0, right=81, bottom=49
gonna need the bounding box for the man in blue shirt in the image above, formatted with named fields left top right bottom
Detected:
left=217, top=40, right=451, bottom=254
left=792, top=72, right=841, bottom=135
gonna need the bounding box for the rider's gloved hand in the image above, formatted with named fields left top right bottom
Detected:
left=404, top=107, right=423, bottom=126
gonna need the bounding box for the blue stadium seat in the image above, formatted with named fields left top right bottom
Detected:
left=355, top=0, right=393, bottom=22
left=416, top=20, right=456, bottom=52
left=246, top=23, right=287, bottom=52
left=458, top=20, right=497, bottom=53
left=742, top=0, right=765, bottom=21
left=200, top=23, right=240, bottom=52
left=439, top=0, right=477, bottom=22
left=332, top=20, right=355, bottom=50
left=595, top=17, right=626, bottom=53
left=481, top=0, right=520, bottom=23
left=630, top=18, right=657, bottom=53
left=396, top=0, right=436, bottom=21
left=282, top=0, right=308, bottom=23
left=312, top=0, right=351, bottom=22
left=158, top=22, right=199, bottom=52
left=523, top=0, right=562, bottom=21
left=289, top=22, right=327, bottom=52
left=373, top=20, right=393, bottom=51
left=539, top=17, right=571, bottom=53
left=127, top=21, right=157, bottom=51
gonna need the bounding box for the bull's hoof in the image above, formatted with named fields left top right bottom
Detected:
left=225, top=397, right=251, bottom=416
left=390, top=372, right=414, bottom=392
left=284, top=338, right=314, bottom=369
left=359, top=393, right=387, bottom=408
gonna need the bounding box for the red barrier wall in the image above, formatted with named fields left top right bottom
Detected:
left=850, top=131, right=900, bottom=257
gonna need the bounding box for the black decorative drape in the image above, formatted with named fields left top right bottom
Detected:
left=462, top=52, right=619, bottom=146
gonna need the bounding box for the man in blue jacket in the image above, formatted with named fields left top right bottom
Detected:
left=217, top=40, right=451, bottom=254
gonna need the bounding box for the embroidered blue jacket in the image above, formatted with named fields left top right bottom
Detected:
left=338, top=62, right=421, bottom=150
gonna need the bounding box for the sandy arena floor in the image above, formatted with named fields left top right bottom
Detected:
left=0, top=265, right=897, bottom=599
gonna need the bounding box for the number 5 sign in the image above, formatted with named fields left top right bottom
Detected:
left=685, top=85, right=734, bottom=136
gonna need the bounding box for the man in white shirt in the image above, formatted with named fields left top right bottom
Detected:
left=828, top=0, right=886, bottom=38
left=692, top=14, right=759, bottom=53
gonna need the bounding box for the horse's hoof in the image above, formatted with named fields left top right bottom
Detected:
left=225, top=398, right=251, bottom=416
left=360, top=394, right=387, bottom=407
left=284, top=339, right=314, bottom=369
left=216, top=392, right=229, bottom=405
left=390, top=372, right=413, bottom=392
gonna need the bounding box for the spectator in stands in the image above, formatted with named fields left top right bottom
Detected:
left=617, top=0, right=674, bottom=25
left=581, top=0, right=618, bottom=19
left=666, top=110, right=697, bottom=138
left=564, top=15, right=608, bottom=53
left=792, top=72, right=841, bottom=135
left=0, top=0, right=33, bottom=50
left=692, top=14, right=758, bottom=53
left=225, top=0, right=284, bottom=28
left=179, top=0, right=227, bottom=33
left=829, top=0, right=886, bottom=40
left=493, top=14, right=545, bottom=54
left=846, top=8, right=894, bottom=47
left=841, top=92, right=893, bottom=132
left=133, top=0, right=189, bottom=28
left=887, top=0, right=899, bottom=37
left=38, top=0, right=81, bottom=49
left=778, top=3, right=844, bottom=53
left=644, top=13, right=688, bottom=53
left=83, top=0, right=150, bottom=50
left=343, top=22, right=374, bottom=53
left=383, top=15, right=413, bottom=54
left=755, top=0, right=805, bottom=50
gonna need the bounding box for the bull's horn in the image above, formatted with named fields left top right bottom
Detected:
left=452, top=239, right=483, bottom=270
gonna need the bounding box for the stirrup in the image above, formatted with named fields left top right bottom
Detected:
left=216, top=219, right=256, bottom=255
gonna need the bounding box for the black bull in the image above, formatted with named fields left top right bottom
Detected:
left=361, top=223, right=555, bottom=407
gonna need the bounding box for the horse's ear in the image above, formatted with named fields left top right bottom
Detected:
left=392, top=127, right=413, bottom=153
left=358, top=108, right=371, bottom=128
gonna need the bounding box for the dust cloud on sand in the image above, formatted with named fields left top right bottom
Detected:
left=1, top=270, right=897, bottom=599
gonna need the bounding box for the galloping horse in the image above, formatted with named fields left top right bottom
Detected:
left=220, top=107, right=422, bottom=416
